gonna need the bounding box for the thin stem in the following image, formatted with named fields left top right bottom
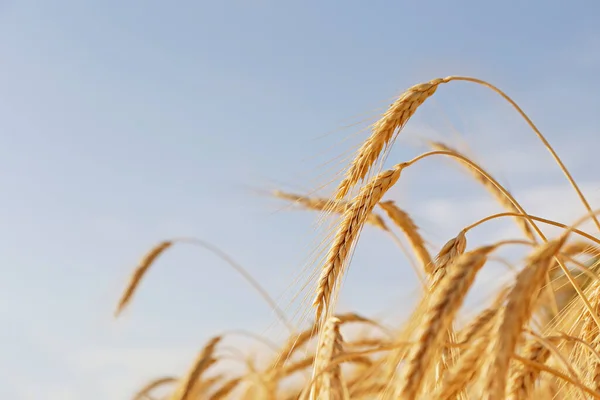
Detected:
left=444, top=75, right=600, bottom=233
left=561, top=255, right=600, bottom=284
left=528, top=332, right=582, bottom=386
left=463, top=212, right=600, bottom=247
left=402, top=151, right=558, bottom=315
left=549, top=333, right=600, bottom=364
left=402, top=150, right=600, bottom=328
left=176, top=237, right=296, bottom=333
left=404, top=152, right=541, bottom=240
left=513, top=355, right=600, bottom=399
left=493, top=239, right=536, bottom=248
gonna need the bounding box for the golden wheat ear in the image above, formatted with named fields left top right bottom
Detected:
left=428, top=140, right=537, bottom=242
left=482, top=238, right=566, bottom=400
left=378, top=200, right=433, bottom=274
left=398, top=246, right=494, bottom=399
left=170, top=336, right=222, bottom=400
left=115, top=240, right=172, bottom=317
left=336, top=79, right=446, bottom=199
left=314, top=164, right=404, bottom=324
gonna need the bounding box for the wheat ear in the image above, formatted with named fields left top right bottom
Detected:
left=313, top=164, right=404, bottom=324
left=335, top=79, right=445, bottom=199
left=115, top=240, right=172, bottom=317
left=208, top=377, right=242, bottom=400
left=482, top=238, right=565, bottom=400
left=170, top=336, right=221, bottom=400
left=507, top=340, right=553, bottom=400
left=272, top=189, right=388, bottom=230
left=310, top=317, right=348, bottom=400
left=398, top=246, right=494, bottom=398
left=580, top=281, right=600, bottom=391
left=429, top=231, right=467, bottom=288
left=378, top=200, right=433, bottom=273
left=432, top=333, right=493, bottom=400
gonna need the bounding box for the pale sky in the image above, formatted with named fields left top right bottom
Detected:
left=1, top=1, right=600, bottom=399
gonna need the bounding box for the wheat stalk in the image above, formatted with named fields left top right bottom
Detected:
left=429, top=141, right=537, bottom=242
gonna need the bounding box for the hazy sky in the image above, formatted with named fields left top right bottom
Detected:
left=2, top=1, right=600, bottom=399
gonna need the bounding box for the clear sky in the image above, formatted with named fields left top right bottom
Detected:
left=2, top=1, right=600, bottom=399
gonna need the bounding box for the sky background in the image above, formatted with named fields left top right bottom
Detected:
left=2, top=1, right=600, bottom=399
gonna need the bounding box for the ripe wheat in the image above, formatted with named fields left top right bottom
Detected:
left=114, top=75, right=600, bottom=400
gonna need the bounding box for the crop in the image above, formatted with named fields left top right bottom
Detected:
left=115, top=76, right=600, bottom=399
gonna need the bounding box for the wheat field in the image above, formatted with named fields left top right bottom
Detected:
left=115, top=76, right=600, bottom=400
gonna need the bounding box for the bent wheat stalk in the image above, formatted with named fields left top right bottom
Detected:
left=115, top=238, right=294, bottom=332
left=336, top=75, right=600, bottom=233
left=429, top=141, right=537, bottom=242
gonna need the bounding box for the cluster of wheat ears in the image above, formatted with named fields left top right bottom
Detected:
left=114, top=76, right=600, bottom=399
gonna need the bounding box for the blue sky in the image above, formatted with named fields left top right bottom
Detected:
left=1, top=1, right=600, bottom=398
